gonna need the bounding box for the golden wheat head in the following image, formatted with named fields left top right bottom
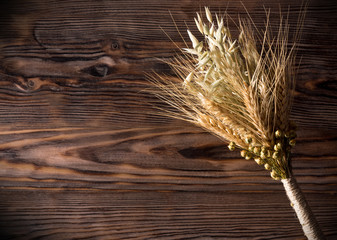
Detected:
left=151, top=7, right=305, bottom=180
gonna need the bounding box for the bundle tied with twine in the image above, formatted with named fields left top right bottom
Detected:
left=150, top=7, right=325, bottom=240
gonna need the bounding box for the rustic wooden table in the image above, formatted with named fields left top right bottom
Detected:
left=0, top=0, right=336, bottom=239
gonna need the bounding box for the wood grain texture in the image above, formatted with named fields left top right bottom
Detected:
left=0, top=0, right=336, bottom=239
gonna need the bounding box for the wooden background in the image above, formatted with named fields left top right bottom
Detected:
left=0, top=0, right=336, bottom=239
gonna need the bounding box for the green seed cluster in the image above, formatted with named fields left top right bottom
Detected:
left=228, top=128, right=297, bottom=180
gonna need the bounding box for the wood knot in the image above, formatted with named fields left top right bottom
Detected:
left=111, top=41, right=119, bottom=50
left=84, top=64, right=110, bottom=77
left=27, top=79, right=35, bottom=88
left=93, top=65, right=109, bottom=77
left=14, top=77, right=42, bottom=92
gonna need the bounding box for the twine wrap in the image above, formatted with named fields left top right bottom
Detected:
left=282, top=177, right=325, bottom=240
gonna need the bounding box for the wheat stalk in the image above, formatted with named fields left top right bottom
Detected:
left=150, top=7, right=325, bottom=239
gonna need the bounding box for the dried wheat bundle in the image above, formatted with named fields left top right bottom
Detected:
left=150, top=7, right=325, bottom=240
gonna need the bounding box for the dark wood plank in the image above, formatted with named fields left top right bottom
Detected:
left=0, top=0, right=336, bottom=239
left=0, top=126, right=336, bottom=192
left=0, top=190, right=336, bottom=240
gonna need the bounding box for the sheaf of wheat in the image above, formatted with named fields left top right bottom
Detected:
left=149, top=7, right=325, bottom=240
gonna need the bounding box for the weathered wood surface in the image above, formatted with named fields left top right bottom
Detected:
left=0, top=0, right=336, bottom=239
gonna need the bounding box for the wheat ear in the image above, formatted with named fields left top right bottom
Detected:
left=150, top=7, right=325, bottom=239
